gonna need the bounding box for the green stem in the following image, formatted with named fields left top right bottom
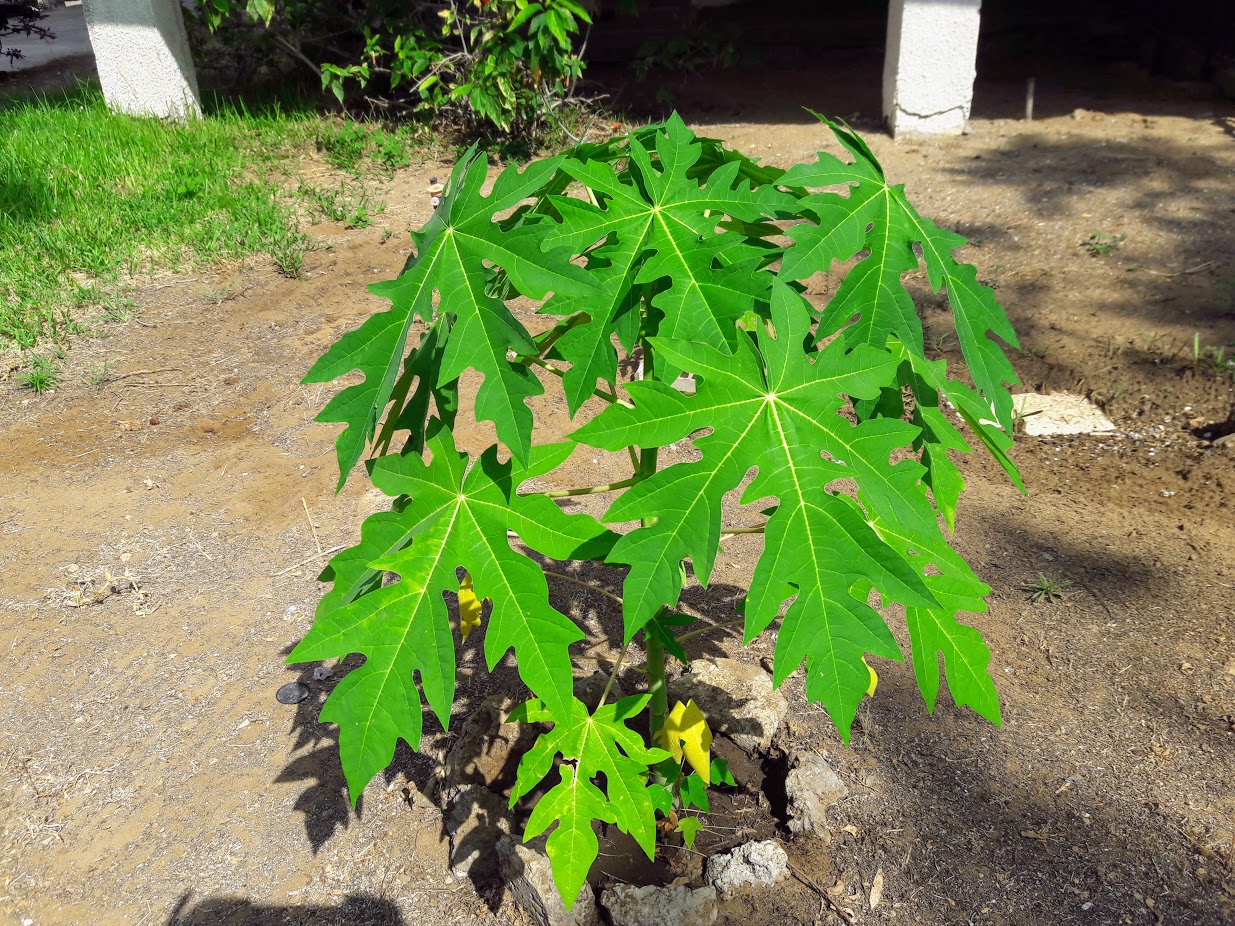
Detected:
left=542, top=569, right=623, bottom=606
left=644, top=625, right=668, bottom=740
left=636, top=336, right=669, bottom=738
left=720, top=525, right=766, bottom=536
left=598, top=639, right=630, bottom=706
left=526, top=356, right=616, bottom=404
left=542, top=476, right=638, bottom=498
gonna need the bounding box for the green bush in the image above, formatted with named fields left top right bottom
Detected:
left=199, top=0, right=591, bottom=137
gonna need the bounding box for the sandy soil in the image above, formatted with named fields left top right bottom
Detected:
left=2, top=75, right=1235, bottom=926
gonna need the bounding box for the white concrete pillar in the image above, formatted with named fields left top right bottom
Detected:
left=882, top=0, right=981, bottom=137
left=82, top=0, right=200, bottom=119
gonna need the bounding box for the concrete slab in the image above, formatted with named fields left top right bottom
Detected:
left=1014, top=393, right=1117, bottom=437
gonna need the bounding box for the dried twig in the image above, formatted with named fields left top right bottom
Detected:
left=273, top=545, right=347, bottom=577
left=1133, top=260, right=1215, bottom=277
left=106, top=368, right=182, bottom=384
left=788, top=861, right=856, bottom=925
left=302, top=498, right=324, bottom=561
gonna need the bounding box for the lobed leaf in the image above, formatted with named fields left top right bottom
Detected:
left=289, top=428, right=617, bottom=804
left=304, top=148, right=595, bottom=489
left=512, top=696, right=672, bottom=908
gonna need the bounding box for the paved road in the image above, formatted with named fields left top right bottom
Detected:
left=4, top=2, right=93, bottom=74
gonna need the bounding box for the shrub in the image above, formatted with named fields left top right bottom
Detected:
left=198, top=0, right=590, bottom=136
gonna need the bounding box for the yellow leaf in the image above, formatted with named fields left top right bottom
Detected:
left=658, top=699, right=712, bottom=785
left=459, top=572, right=484, bottom=642
left=863, top=657, right=878, bottom=697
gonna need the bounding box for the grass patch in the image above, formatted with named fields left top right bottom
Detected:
left=0, top=84, right=320, bottom=348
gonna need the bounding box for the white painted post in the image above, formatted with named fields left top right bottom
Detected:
left=882, top=0, right=982, bottom=137
left=81, top=0, right=201, bottom=119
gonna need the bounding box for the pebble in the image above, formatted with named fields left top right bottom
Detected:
left=275, top=681, right=310, bottom=704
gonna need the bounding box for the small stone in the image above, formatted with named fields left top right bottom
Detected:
left=275, top=681, right=309, bottom=704
left=498, top=834, right=600, bottom=926
left=672, top=658, right=787, bottom=753
left=705, top=840, right=788, bottom=894
left=785, top=755, right=848, bottom=837
left=445, top=785, right=512, bottom=880
left=601, top=883, right=718, bottom=926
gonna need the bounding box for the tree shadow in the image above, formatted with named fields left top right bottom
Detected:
left=165, top=890, right=406, bottom=926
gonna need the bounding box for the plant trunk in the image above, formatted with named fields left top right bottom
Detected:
left=644, top=624, right=668, bottom=740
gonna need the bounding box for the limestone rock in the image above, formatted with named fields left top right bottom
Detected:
left=445, top=784, right=512, bottom=880
left=705, top=840, right=787, bottom=893
left=600, top=883, right=718, bottom=926
left=1012, top=393, right=1115, bottom=437
left=498, top=834, right=601, bottom=926
left=785, top=755, right=848, bottom=837
left=671, top=657, right=787, bottom=753
left=443, top=694, right=537, bottom=793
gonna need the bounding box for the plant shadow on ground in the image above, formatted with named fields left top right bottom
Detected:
left=166, top=889, right=406, bottom=926
left=850, top=511, right=1235, bottom=925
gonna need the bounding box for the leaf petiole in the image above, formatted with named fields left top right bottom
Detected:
left=720, top=524, right=766, bottom=536
left=674, top=617, right=746, bottom=645
left=526, top=356, right=617, bottom=404
left=542, top=569, right=623, bottom=605
left=542, top=476, right=638, bottom=498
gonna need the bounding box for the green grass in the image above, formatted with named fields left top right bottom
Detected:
left=0, top=84, right=320, bottom=347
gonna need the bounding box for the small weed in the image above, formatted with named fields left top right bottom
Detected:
left=205, top=285, right=234, bottom=305
left=1022, top=571, right=1073, bottom=604
left=317, top=122, right=370, bottom=170
left=271, top=230, right=309, bottom=278
left=633, top=32, right=737, bottom=81
left=85, top=361, right=115, bottom=385
left=380, top=229, right=395, bottom=244
left=18, top=355, right=62, bottom=393
left=300, top=181, right=385, bottom=229
left=371, top=129, right=411, bottom=169
left=1084, top=231, right=1125, bottom=256
left=1091, top=386, right=1128, bottom=411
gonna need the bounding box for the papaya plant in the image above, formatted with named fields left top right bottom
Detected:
left=290, top=113, right=1024, bottom=907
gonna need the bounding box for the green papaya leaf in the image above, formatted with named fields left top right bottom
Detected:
left=305, top=148, right=596, bottom=489
left=512, top=696, right=672, bottom=908
left=540, top=114, right=792, bottom=411
left=779, top=113, right=1020, bottom=432
left=289, top=427, right=617, bottom=804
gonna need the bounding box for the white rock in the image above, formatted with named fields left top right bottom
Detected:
left=785, top=755, right=848, bottom=837
left=498, top=834, right=601, bottom=926
left=705, top=840, right=788, bottom=893
left=1013, top=393, right=1115, bottom=437
left=445, top=785, right=512, bottom=880
left=443, top=695, right=534, bottom=793
left=601, top=883, right=718, bottom=926
left=672, top=658, right=787, bottom=752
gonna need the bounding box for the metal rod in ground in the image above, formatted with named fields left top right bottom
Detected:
left=1025, top=77, right=1036, bottom=121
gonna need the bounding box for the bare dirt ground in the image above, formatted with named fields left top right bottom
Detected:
left=3, top=72, right=1235, bottom=926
